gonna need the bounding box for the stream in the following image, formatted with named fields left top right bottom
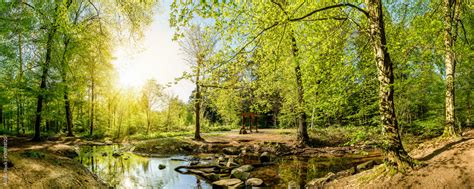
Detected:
left=76, top=145, right=381, bottom=188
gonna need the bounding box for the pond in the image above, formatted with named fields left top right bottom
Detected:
left=75, top=145, right=211, bottom=189
left=76, top=145, right=381, bottom=188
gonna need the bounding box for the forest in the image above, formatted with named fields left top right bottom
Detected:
left=0, top=0, right=473, bottom=188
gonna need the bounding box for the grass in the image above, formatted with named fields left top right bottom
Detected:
left=309, top=126, right=382, bottom=147
left=20, top=150, right=45, bottom=158
left=129, top=131, right=193, bottom=140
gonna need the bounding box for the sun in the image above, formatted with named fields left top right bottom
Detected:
left=113, top=47, right=156, bottom=90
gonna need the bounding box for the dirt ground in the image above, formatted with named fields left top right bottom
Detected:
left=326, top=129, right=474, bottom=189
left=2, top=137, right=106, bottom=189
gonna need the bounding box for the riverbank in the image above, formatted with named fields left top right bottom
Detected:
left=3, top=137, right=107, bottom=188
left=324, top=129, right=474, bottom=188
left=1, top=127, right=454, bottom=188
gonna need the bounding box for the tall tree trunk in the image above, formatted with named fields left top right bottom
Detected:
left=146, top=110, right=150, bottom=134
left=0, top=105, right=3, bottom=127
left=33, top=27, right=56, bottom=141
left=290, top=32, right=309, bottom=146
left=442, top=0, right=461, bottom=137
left=64, top=91, right=73, bottom=136
left=90, top=78, right=95, bottom=136
left=366, top=0, right=414, bottom=171
left=167, top=101, right=172, bottom=131
left=16, top=31, right=23, bottom=135
left=467, top=90, right=472, bottom=127
left=194, top=57, right=203, bottom=141
left=61, top=38, right=74, bottom=137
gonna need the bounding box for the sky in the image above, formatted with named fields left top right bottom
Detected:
left=112, top=1, right=194, bottom=102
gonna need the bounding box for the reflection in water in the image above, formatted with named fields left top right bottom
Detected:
left=275, top=154, right=381, bottom=188
left=77, top=145, right=380, bottom=189
left=76, top=145, right=211, bottom=189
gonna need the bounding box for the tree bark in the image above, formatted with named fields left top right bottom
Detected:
left=467, top=90, right=472, bottom=127
left=16, top=30, right=23, bottom=135
left=290, top=32, right=309, bottom=146
left=0, top=105, right=3, bottom=127
left=146, top=109, right=151, bottom=134
left=442, top=0, right=461, bottom=137
left=366, top=0, right=414, bottom=171
left=33, top=27, right=56, bottom=141
left=90, top=77, right=95, bottom=136
left=61, top=38, right=74, bottom=137
left=194, top=57, right=203, bottom=141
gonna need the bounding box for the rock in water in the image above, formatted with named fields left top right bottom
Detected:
left=212, top=178, right=243, bottom=188
left=245, top=178, right=263, bottom=186
left=158, top=164, right=166, bottom=170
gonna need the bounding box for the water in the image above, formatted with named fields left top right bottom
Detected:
left=251, top=153, right=381, bottom=187
left=76, top=145, right=381, bottom=188
left=76, top=145, right=211, bottom=189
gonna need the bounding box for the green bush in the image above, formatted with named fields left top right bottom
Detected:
left=21, top=150, right=45, bottom=158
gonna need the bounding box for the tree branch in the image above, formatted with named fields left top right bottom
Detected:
left=289, top=3, right=368, bottom=22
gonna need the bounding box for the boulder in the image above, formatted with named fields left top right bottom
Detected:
left=306, top=172, right=336, bottom=188
left=208, top=173, right=221, bottom=181
left=223, top=147, right=240, bottom=155
left=259, top=152, right=270, bottom=163
left=231, top=165, right=254, bottom=180
left=245, top=178, right=263, bottom=186
left=212, top=178, right=243, bottom=189
left=226, top=157, right=234, bottom=168
left=356, top=159, right=381, bottom=173
left=158, top=164, right=166, bottom=170
left=218, top=155, right=226, bottom=162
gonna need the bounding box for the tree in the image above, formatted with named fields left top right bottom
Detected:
left=32, top=1, right=73, bottom=141
left=179, top=26, right=216, bottom=141
left=442, top=0, right=462, bottom=137
left=140, top=79, right=163, bottom=135
left=365, top=0, right=415, bottom=170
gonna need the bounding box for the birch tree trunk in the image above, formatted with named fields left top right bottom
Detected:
left=443, top=0, right=462, bottom=137
left=366, top=0, right=414, bottom=171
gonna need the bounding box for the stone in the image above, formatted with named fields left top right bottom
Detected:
left=223, top=147, right=240, bottom=155
left=212, top=178, right=243, bottom=188
left=287, top=181, right=300, bottom=189
left=226, top=157, right=234, bottom=168
left=231, top=165, right=254, bottom=180
left=158, top=164, right=166, bottom=170
left=306, top=172, right=336, bottom=188
left=245, top=178, right=263, bottom=186
left=208, top=173, right=221, bottom=181
left=259, top=152, right=270, bottom=163
left=218, top=155, right=226, bottom=162
left=356, top=160, right=376, bottom=173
